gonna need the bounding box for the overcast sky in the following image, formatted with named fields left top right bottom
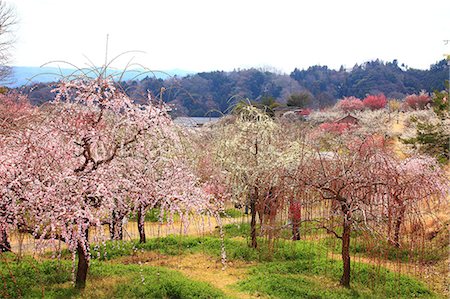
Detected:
left=9, top=0, right=450, bottom=73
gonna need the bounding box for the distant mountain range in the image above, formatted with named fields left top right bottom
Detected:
left=7, top=66, right=192, bottom=87
left=7, top=59, right=449, bottom=117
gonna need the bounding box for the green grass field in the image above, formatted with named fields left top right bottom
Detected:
left=0, top=223, right=444, bottom=298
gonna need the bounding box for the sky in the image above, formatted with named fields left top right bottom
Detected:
left=8, top=0, right=450, bottom=73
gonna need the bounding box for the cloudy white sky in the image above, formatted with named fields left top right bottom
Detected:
left=8, top=0, right=450, bottom=73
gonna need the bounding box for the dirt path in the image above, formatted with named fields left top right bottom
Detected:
left=390, top=113, right=408, bottom=159
left=116, top=252, right=258, bottom=299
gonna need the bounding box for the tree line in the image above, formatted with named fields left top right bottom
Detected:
left=17, top=59, right=449, bottom=116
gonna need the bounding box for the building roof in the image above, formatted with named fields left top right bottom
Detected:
left=173, top=117, right=220, bottom=127
left=335, top=114, right=359, bottom=124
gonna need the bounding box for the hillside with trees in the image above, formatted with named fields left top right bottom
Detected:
left=14, top=59, right=449, bottom=116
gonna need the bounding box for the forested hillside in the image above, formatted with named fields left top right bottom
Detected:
left=18, top=59, right=448, bottom=116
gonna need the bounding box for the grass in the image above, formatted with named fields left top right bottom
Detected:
left=320, top=228, right=449, bottom=264
left=2, top=223, right=444, bottom=298
left=0, top=252, right=224, bottom=298
left=238, top=257, right=435, bottom=298
left=219, top=208, right=243, bottom=218
left=91, top=223, right=440, bottom=298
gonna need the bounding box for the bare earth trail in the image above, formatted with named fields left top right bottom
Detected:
left=116, top=251, right=258, bottom=299
left=119, top=216, right=260, bottom=298
left=390, top=113, right=408, bottom=159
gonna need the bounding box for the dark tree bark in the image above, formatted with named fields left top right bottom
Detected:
left=250, top=197, right=258, bottom=249
left=340, top=206, right=352, bottom=288
left=109, top=212, right=116, bottom=240
left=109, top=211, right=123, bottom=241
left=290, top=200, right=301, bottom=241
left=0, top=227, right=11, bottom=252
left=137, top=206, right=146, bottom=243
left=75, top=229, right=90, bottom=289
left=393, top=204, right=406, bottom=248
left=115, top=220, right=123, bottom=240
left=250, top=137, right=258, bottom=249
left=292, top=219, right=301, bottom=241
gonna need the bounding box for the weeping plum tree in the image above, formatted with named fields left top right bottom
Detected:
left=102, top=102, right=175, bottom=242
left=384, top=156, right=448, bottom=248
left=292, top=132, right=448, bottom=287
left=112, top=116, right=222, bottom=244
left=0, top=74, right=173, bottom=288
left=214, top=104, right=283, bottom=248
left=0, top=92, right=34, bottom=252
left=293, top=135, right=394, bottom=288
left=123, top=155, right=218, bottom=244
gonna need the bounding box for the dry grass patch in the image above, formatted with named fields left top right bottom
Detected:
left=78, top=276, right=131, bottom=299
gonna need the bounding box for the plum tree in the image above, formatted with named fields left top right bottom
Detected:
left=1, top=75, right=176, bottom=288
left=335, top=96, right=364, bottom=112
left=362, top=93, right=387, bottom=110
left=213, top=104, right=282, bottom=248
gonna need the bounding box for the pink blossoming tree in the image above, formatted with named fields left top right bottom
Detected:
left=1, top=74, right=180, bottom=288
left=335, top=96, right=364, bottom=112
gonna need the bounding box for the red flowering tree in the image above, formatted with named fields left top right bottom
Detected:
left=362, top=93, right=387, bottom=110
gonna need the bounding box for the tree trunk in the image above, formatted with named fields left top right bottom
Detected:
left=75, top=230, right=90, bottom=289
left=0, top=227, right=11, bottom=252
left=110, top=211, right=123, bottom=241
left=267, top=211, right=276, bottom=256
left=340, top=215, right=351, bottom=288
left=250, top=198, right=257, bottom=248
left=290, top=200, right=301, bottom=241
left=250, top=137, right=258, bottom=249
left=116, top=221, right=123, bottom=240
left=393, top=205, right=406, bottom=248
left=137, top=206, right=146, bottom=243
left=292, top=220, right=301, bottom=241
left=109, top=211, right=116, bottom=240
